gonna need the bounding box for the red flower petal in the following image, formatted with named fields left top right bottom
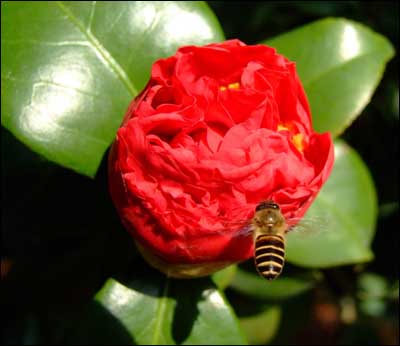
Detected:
left=108, top=40, right=334, bottom=277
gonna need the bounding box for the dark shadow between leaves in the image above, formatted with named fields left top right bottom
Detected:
left=64, top=300, right=136, bottom=345
left=0, top=298, right=135, bottom=345
left=170, top=278, right=209, bottom=344
left=1, top=133, right=141, bottom=344
left=2, top=140, right=140, bottom=305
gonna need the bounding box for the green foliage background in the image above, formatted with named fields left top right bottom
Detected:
left=2, top=1, right=398, bottom=345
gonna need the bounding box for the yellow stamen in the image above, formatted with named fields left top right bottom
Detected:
left=278, top=123, right=305, bottom=152
left=219, top=82, right=240, bottom=91
left=292, top=133, right=305, bottom=152
left=277, top=124, right=290, bottom=131
left=228, top=82, right=240, bottom=89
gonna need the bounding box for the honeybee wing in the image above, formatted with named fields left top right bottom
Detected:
left=214, top=219, right=254, bottom=238
left=202, top=204, right=255, bottom=238
left=186, top=216, right=253, bottom=240
left=285, top=214, right=330, bottom=237
left=179, top=219, right=253, bottom=253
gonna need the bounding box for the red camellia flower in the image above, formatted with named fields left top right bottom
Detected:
left=108, top=39, right=334, bottom=278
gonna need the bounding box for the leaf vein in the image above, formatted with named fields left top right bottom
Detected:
left=2, top=38, right=90, bottom=47
left=152, top=278, right=170, bottom=345
left=55, top=1, right=137, bottom=96
left=2, top=74, right=102, bottom=98
left=107, top=7, right=126, bottom=33
left=87, top=1, right=97, bottom=32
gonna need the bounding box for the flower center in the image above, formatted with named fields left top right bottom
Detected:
left=219, top=82, right=240, bottom=91
left=278, top=123, right=305, bottom=152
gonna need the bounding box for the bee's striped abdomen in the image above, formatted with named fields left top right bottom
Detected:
left=254, top=234, right=285, bottom=280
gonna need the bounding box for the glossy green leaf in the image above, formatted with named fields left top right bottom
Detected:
left=265, top=18, right=395, bottom=136
left=286, top=139, right=378, bottom=267
left=1, top=1, right=224, bottom=177
left=95, top=275, right=247, bottom=345
left=239, top=305, right=281, bottom=345
left=212, top=264, right=238, bottom=290
left=230, top=267, right=318, bottom=300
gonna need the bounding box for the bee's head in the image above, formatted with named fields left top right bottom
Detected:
left=255, top=200, right=280, bottom=212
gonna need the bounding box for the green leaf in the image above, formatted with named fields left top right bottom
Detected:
left=95, top=275, right=247, bottom=345
left=1, top=1, right=224, bottom=177
left=358, top=273, right=388, bottom=299
left=230, top=267, right=318, bottom=300
left=239, top=305, right=281, bottom=345
left=357, top=273, right=389, bottom=317
left=286, top=139, right=378, bottom=267
left=265, top=17, right=395, bottom=136
left=212, top=264, right=238, bottom=290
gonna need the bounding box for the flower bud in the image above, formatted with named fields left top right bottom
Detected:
left=108, top=39, right=334, bottom=278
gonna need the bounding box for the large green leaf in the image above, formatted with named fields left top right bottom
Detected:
left=239, top=305, right=281, bottom=345
left=265, top=18, right=395, bottom=136
left=286, top=139, right=378, bottom=267
left=1, top=1, right=224, bottom=177
left=95, top=275, right=247, bottom=345
left=230, top=267, right=318, bottom=300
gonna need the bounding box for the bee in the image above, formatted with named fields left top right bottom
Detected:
left=251, top=200, right=288, bottom=280
left=196, top=199, right=325, bottom=281
left=223, top=199, right=313, bottom=280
